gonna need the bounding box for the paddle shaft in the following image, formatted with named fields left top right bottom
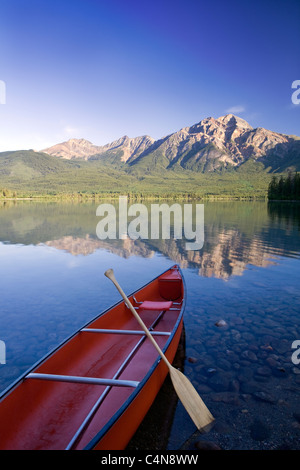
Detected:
left=104, top=268, right=214, bottom=431
left=104, top=269, right=170, bottom=368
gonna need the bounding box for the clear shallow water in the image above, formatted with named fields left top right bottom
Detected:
left=0, top=200, right=299, bottom=449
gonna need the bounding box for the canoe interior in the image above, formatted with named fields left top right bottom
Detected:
left=0, top=265, right=184, bottom=450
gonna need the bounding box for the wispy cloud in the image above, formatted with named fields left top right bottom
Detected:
left=286, top=103, right=300, bottom=110
left=54, top=124, right=84, bottom=143
left=225, top=105, right=245, bottom=114
left=63, top=125, right=81, bottom=136
left=0, top=80, right=6, bottom=105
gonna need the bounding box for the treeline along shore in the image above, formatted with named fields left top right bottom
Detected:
left=268, top=172, right=300, bottom=201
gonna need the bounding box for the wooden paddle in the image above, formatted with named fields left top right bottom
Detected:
left=104, top=268, right=214, bottom=432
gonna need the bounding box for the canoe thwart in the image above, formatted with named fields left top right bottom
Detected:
left=133, top=296, right=182, bottom=307
left=26, top=373, right=139, bottom=388
left=81, top=328, right=171, bottom=336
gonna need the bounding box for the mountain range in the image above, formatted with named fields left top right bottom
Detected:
left=1, top=114, right=299, bottom=196
left=42, top=114, right=300, bottom=173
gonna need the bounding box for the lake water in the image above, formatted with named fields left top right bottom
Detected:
left=0, top=199, right=299, bottom=450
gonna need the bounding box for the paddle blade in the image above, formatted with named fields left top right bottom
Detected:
left=169, top=366, right=214, bottom=432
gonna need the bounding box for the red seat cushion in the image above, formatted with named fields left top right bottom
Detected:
left=159, top=271, right=181, bottom=280
left=139, top=300, right=172, bottom=311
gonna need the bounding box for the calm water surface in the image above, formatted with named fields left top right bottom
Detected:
left=0, top=200, right=299, bottom=450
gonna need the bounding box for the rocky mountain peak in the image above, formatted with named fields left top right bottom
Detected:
left=41, top=115, right=300, bottom=173
left=67, top=138, right=91, bottom=145
left=216, top=114, right=253, bottom=130
left=42, top=138, right=103, bottom=160
left=42, top=134, right=155, bottom=162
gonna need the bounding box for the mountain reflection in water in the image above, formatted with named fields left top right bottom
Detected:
left=0, top=200, right=299, bottom=279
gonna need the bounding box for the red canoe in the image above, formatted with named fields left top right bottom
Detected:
left=0, top=265, right=185, bottom=450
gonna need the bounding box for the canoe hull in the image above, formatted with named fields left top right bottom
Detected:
left=89, top=317, right=183, bottom=450
left=0, top=265, right=185, bottom=450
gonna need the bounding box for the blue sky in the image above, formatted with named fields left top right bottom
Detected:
left=0, top=0, right=299, bottom=151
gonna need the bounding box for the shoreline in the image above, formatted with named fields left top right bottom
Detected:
left=0, top=194, right=269, bottom=202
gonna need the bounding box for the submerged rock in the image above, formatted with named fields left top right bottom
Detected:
left=211, top=392, right=240, bottom=405
left=250, top=419, right=272, bottom=441
left=187, top=356, right=198, bottom=364
left=208, top=374, right=230, bottom=392
left=253, top=391, right=277, bottom=404
left=195, top=440, right=222, bottom=450
left=215, top=319, right=227, bottom=327
left=256, top=366, right=272, bottom=377
left=241, top=350, right=258, bottom=362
